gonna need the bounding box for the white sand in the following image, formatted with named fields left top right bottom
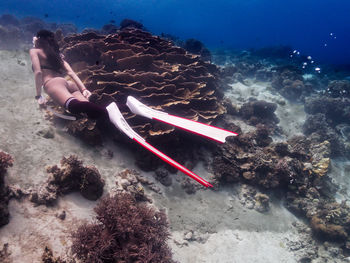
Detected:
left=0, top=50, right=315, bottom=262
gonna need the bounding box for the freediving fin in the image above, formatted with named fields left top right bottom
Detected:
left=126, top=96, right=238, bottom=143
left=106, top=102, right=212, bottom=187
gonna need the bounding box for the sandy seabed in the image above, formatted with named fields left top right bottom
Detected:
left=0, top=50, right=342, bottom=262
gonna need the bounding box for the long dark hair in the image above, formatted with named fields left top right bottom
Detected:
left=36, top=30, right=64, bottom=71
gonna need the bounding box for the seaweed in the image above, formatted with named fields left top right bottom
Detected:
left=71, top=193, right=174, bottom=263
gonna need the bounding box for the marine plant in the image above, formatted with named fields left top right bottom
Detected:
left=71, top=193, right=174, bottom=263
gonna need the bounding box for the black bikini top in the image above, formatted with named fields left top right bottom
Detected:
left=32, top=64, right=63, bottom=74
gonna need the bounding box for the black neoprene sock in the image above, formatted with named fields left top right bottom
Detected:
left=67, top=99, right=108, bottom=119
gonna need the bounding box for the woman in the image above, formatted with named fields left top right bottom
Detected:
left=30, top=29, right=108, bottom=119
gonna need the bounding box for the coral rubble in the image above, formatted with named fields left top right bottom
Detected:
left=71, top=193, right=174, bottom=263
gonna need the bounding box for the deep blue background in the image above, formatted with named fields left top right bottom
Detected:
left=1, top=0, right=349, bottom=65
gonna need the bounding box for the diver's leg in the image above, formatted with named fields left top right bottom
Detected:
left=45, top=78, right=107, bottom=119
left=66, top=99, right=108, bottom=119
left=66, top=80, right=88, bottom=101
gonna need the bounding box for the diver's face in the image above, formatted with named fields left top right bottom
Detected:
left=32, top=36, right=38, bottom=48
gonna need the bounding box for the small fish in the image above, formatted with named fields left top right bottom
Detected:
left=44, top=13, right=48, bottom=18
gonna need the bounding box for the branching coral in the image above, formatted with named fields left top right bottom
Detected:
left=71, top=193, right=174, bottom=263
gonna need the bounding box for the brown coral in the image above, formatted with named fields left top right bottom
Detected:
left=30, top=155, right=104, bottom=205
left=71, top=193, right=174, bottom=263
left=59, top=28, right=225, bottom=141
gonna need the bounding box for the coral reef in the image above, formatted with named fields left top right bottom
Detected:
left=0, top=151, right=13, bottom=227
left=303, top=95, right=350, bottom=157
left=59, top=27, right=225, bottom=143
left=71, top=193, right=174, bottom=263
left=30, top=155, right=104, bottom=205
left=210, top=125, right=350, bottom=246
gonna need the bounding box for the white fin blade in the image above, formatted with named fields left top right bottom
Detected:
left=127, top=96, right=237, bottom=143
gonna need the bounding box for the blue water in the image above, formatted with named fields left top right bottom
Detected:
left=1, top=0, right=349, bottom=64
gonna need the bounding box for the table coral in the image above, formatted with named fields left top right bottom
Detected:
left=59, top=28, right=226, bottom=140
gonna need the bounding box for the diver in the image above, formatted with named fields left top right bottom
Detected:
left=29, top=29, right=231, bottom=187
left=30, top=29, right=108, bottom=119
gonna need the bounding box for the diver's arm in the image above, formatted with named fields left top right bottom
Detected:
left=63, top=60, right=91, bottom=99
left=29, top=49, right=43, bottom=97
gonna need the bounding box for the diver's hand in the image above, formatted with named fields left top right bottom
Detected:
left=82, top=89, right=92, bottom=99
left=36, top=95, right=47, bottom=106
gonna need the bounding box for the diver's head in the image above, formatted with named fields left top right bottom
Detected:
left=33, top=30, right=58, bottom=50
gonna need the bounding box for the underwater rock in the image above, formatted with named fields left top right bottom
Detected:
left=0, top=243, right=11, bottom=263
left=180, top=177, right=198, bottom=195
left=239, top=99, right=279, bottom=128
left=116, top=169, right=154, bottom=202
left=280, top=79, right=305, bottom=101
left=154, top=167, right=172, bottom=186
left=0, top=151, right=13, bottom=227
left=304, top=96, right=350, bottom=126
left=0, top=25, right=22, bottom=49
left=0, top=14, right=78, bottom=50
left=47, top=155, right=104, bottom=201
left=325, top=80, right=350, bottom=98
left=120, top=18, right=145, bottom=30
left=183, top=38, right=211, bottom=61
left=271, top=65, right=310, bottom=101
left=251, top=46, right=293, bottom=59
left=303, top=113, right=330, bottom=136
left=41, top=246, right=66, bottom=263
left=310, top=206, right=349, bottom=242
left=238, top=184, right=270, bottom=213
left=71, top=193, right=174, bottom=262
left=302, top=107, right=348, bottom=158
left=0, top=14, right=20, bottom=27
left=101, top=23, right=119, bottom=34
left=30, top=155, right=104, bottom=205
left=254, top=124, right=273, bottom=147
left=255, top=193, right=270, bottom=213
